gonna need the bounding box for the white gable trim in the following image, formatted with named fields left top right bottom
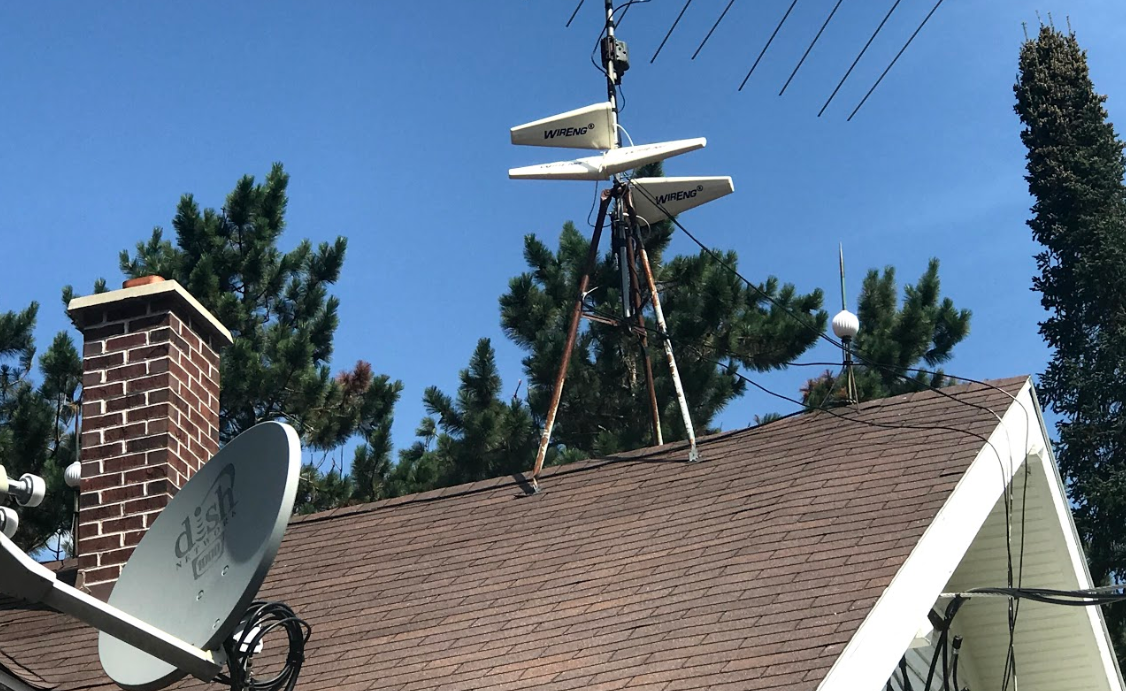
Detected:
left=817, top=380, right=1122, bottom=691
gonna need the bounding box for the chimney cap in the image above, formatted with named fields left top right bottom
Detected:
left=67, top=279, right=233, bottom=347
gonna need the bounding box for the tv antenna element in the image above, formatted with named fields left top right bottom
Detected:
left=0, top=421, right=308, bottom=691
left=508, top=0, right=736, bottom=489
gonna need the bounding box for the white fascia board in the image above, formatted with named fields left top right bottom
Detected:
left=817, top=379, right=1037, bottom=691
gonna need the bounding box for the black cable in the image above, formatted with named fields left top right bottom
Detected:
left=847, top=0, right=945, bottom=121
left=818, top=0, right=903, bottom=117
left=216, top=601, right=311, bottom=691
left=692, top=0, right=736, bottom=59
left=566, top=0, right=587, bottom=27
left=780, top=0, right=845, bottom=96
left=739, top=0, right=800, bottom=91
left=651, top=0, right=694, bottom=63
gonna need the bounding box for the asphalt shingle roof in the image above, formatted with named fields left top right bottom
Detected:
left=0, top=376, right=1029, bottom=691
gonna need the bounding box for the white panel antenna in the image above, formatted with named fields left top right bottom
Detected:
left=510, top=102, right=617, bottom=150
left=629, top=176, right=735, bottom=222
left=509, top=138, right=707, bottom=181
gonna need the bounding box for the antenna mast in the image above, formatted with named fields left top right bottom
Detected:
left=832, top=244, right=860, bottom=405
left=509, top=2, right=739, bottom=488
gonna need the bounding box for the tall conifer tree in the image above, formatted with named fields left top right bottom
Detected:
left=120, top=164, right=402, bottom=508
left=1015, top=25, right=1126, bottom=646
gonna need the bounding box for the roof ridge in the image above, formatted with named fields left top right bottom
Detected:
left=288, top=375, right=1030, bottom=527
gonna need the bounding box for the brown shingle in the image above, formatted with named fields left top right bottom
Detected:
left=0, top=376, right=1028, bottom=690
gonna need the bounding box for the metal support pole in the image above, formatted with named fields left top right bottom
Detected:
left=530, top=191, right=614, bottom=488
left=625, top=230, right=663, bottom=446
left=624, top=192, right=699, bottom=462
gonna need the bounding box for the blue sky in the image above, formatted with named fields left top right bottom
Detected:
left=3, top=1, right=1125, bottom=467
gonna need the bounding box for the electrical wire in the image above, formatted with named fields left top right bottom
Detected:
left=216, top=601, right=311, bottom=691
left=818, top=0, right=903, bottom=117
left=566, top=0, right=587, bottom=27
left=847, top=0, right=946, bottom=121
left=692, top=0, right=736, bottom=59
left=651, top=0, right=695, bottom=63
left=739, top=0, right=800, bottom=91
left=779, top=0, right=846, bottom=96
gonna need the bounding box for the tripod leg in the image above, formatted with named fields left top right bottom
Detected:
left=530, top=190, right=613, bottom=489
left=626, top=232, right=663, bottom=447
left=622, top=189, right=699, bottom=462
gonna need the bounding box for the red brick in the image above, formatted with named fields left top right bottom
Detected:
left=83, top=564, right=122, bottom=584
left=104, top=453, right=148, bottom=473
left=123, top=496, right=171, bottom=516
left=84, top=352, right=125, bottom=371
left=80, top=430, right=102, bottom=448
left=126, top=434, right=168, bottom=454
left=79, top=502, right=122, bottom=522
left=79, top=534, right=122, bottom=553
left=104, top=362, right=148, bottom=383
left=104, top=422, right=148, bottom=443
left=126, top=402, right=172, bottom=423
left=82, top=371, right=103, bottom=388
left=105, top=392, right=147, bottom=413
left=78, top=553, right=99, bottom=570
left=83, top=340, right=105, bottom=357
left=148, top=357, right=170, bottom=375
left=145, top=478, right=173, bottom=496
left=82, top=400, right=105, bottom=417
left=123, top=530, right=147, bottom=547
left=127, top=373, right=171, bottom=394
left=127, top=313, right=171, bottom=332
left=84, top=412, right=123, bottom=431
left=83, top=322, right=126, bottom=340
left=101, top=484, right=145, bottom=504
left=124, top=465, right=167, bottom=484
left=126, top=342, right=171, bottom=362
left=101, top=515, right=144, bottom=535
left=81, top=472, right=123, bottom=493
left=83, top=382, right=125, bottom=401
left=98, top=547, right=136, bottom=566
left=81, top=441, right=124, bottom=461
left=105, top=332, right=148, bottom=353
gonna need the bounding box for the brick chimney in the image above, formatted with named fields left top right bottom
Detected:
left=67, top=278, right=232, bottom=596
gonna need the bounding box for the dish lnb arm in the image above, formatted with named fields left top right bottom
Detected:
left=0, top=531, right=223, bottom=683
left=0, top=466, right=46, bottom=507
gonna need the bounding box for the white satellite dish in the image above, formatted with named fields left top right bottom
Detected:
left=629, top=176, right=735, bottom=221
left=510, top=102, right=616, bottom=150
left=100, top=421, right=301, bottom=691
left=509, top=137, right=707, bottom=181
left=0, top=421, right=301, bottom=691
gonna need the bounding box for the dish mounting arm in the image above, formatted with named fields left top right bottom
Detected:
left=0, top=531, right=224, bottom=683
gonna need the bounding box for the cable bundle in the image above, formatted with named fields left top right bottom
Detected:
left=217, top=601, right=311, bottom=691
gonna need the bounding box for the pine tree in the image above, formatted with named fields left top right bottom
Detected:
left=119, top=164, right=402, bottom=509
left=801, top=259, right=971, bottom=407
left=501, top=165, right=826, bottom=460
left=0, top=303, right=82, bottom=554
left=389, top=339, right=537, bottom=495
left=1015, top=25, right=1126, bottom=646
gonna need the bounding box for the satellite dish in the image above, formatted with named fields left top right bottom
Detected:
left=99, top=421, right=301, bottom=691
left=509, top=138, right=707, bottom=181
left=510, top=102, right=617, bottom=150
left=629, top=176, right=735, bottom=221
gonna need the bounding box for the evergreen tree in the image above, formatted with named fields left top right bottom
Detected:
left=501, top=164, right=826, bottom=460
left=801, top=259, right=971, bottom=407
left=389, top=339, right=537, bottom=495
left=0, top=303, right=82, bottom=554
left=1015, top=25, right=1126, bottom=646
left=119, top=164, right=402, bottom=509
